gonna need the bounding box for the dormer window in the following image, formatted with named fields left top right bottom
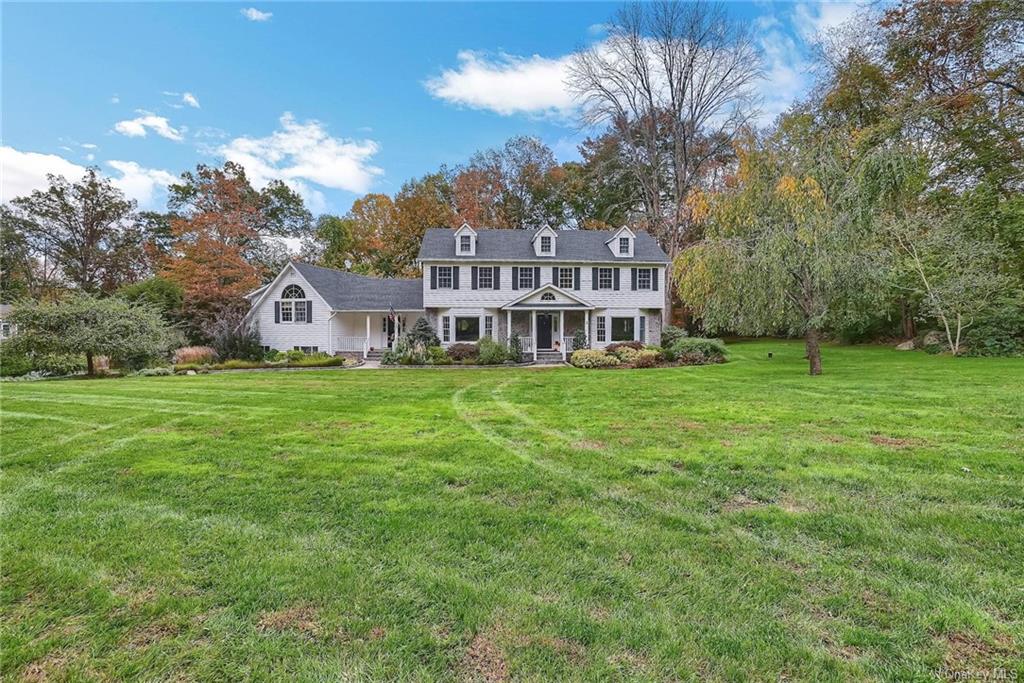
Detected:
left=454, top=223, right=477, bottom=256
left=532, top=225, right=557, bottom=257
left=607, top=226, right=636, bottom=258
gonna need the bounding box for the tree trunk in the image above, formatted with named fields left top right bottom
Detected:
left=900, top=298, right=916, bottom=339
left=805, top=328, right=822, bottom=376
left=86, top=352, right=95, bottom=376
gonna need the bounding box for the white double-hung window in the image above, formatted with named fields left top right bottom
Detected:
left=517, top=268, right=534, bottom=289
left=637, top=268, right=652, bottom=290
left=437, top=266, right=453, bottom=289
left=558, top=267, right=574, bottom=289
left=279, top=284, right=306, bottom=323
left=477, top=267, right=493, bottom=289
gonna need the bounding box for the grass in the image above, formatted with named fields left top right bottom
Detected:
left=1, top=340, right=1022, bottom=681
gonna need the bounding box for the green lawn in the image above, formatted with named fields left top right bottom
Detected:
left=2, top=341, right=1022, bottom=681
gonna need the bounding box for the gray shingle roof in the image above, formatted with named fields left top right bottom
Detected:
left=418, top=228, right=669, bottom=263
left=291, top=262, right=423, bottom=311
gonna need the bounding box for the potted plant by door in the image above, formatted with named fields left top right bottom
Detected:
left=554, top=340, right=561, bottom=352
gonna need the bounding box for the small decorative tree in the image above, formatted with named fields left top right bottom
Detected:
left=572, top=327, right=589, bottom=351
left=508, top=333, right=522, bottom=360
left=406, top=316, right=440, bottom=348
left=8, top=294, right=182, bottom=374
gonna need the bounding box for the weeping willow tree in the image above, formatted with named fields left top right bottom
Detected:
left=676, top=123, right=886, bottom=375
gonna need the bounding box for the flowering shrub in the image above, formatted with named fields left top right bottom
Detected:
left=173, top=346, right=218, bottom=365
left=570, top=349, right=620, bottom=368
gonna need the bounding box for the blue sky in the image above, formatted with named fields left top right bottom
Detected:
left=1, top=2, right=858, bottom=214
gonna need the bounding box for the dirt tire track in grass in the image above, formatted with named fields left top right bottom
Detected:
left=451, top=384, right=571, bottom=478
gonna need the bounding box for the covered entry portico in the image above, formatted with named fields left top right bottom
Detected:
left=501, top=285, right=594, bottom=361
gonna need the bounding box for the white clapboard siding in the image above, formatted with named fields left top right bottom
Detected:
left=252, top=267, right=332, bottom=352
left=421, top=263, right=666, bottom=310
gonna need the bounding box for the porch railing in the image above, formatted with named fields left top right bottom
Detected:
left=513, top=336, right=533, bottom=354
left=561, top=336, right=574, bottom=354
left=335, top=336, right=368, bottom=353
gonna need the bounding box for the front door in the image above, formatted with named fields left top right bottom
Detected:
left=383, top=316, right=396, bottom=348
left=537, top=314, right=553, bottom=349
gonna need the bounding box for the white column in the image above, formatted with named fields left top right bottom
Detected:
left=585, top=310, right=590, bottom=348
left=365, top=313, right=371, bottom=359
left=560, top=310, right=566, bottom=360
left=506, top=309, right=511, bottom=344
left=531, top=310, right=537, bottom=361
left=327, top=312, right=335, bottom=355
left=635, top=315, right=640, bottom=343
left=479, top=313, right=485, bottom=342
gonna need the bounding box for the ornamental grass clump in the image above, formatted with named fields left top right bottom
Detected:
left=174, top=346, right=218, bottom=365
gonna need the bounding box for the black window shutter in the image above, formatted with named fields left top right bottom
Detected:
left=573, top=267, right=580, bottom=290
left=533, top=267, right=540, bottom=289
left=552, top=267, right=559, bottom=286
left=493, top=266, right=500, bottom=290
left=453, top=266, right=460, bottom=289
left=274, top=301, right=280, bottom=323
left=614, top=268, right=620, bottom=290
left=471, top=266, right=478, bottom=290
left=306, top=300, right=313, bottom=323
left=592, top=267, right=598, bottom=290
left=631, top=268, right=637, bottom=291
left=653, top=268, right=659, bottom=291
left=430, top=266, right=437, bottom=290
left=512, top=266, right=519, bottom=290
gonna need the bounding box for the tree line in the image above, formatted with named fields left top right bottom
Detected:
left=2, top=0, right=1020, bottom=373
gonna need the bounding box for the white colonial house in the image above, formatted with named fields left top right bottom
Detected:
left=247, top=224, right=670, bottom=362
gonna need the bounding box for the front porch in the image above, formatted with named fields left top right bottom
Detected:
left=504, top=308, right=589, bottom=362
left=331, top=311, right=419, bottom=359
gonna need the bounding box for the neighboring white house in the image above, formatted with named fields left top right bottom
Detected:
left=248, top=224, right=670, bottom=360
left=0, top=303, right=15, bottom=341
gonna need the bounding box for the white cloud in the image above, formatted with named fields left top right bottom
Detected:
left=113, top=112, right=184, bottom=141
left=425, top=50, right=576, bottom=117
left=755, top=28, right=812, bottom=124
left=241, top=7, right=272, bottom=22
left=0, top=147, right=86, bottom=203
left=106, top=160, right=178, bottom=208
left=793, top=2, right=860, bottom=42
left=110, top=95, right=120, bottom=104
left=218, top=113, right=383, bottom=208
left=162, top=91, right=201, bottom=109
left=0, top=146, right=174, bottom=208
left=85, top=153, right=95, bottom=162
left=81, top=143, right=98, bottom=150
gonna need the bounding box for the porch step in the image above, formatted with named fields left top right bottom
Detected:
left=366, top=350, right=384, bottom=360
left=534, top=351, right=567, bottom=365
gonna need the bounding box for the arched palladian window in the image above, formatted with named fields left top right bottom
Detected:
left=277, top=284, right=309, bottom=323
left=540, top=292, right=556, bottom=302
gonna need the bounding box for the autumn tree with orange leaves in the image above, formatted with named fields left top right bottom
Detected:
left=161, top=162, right=310, bottom=342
